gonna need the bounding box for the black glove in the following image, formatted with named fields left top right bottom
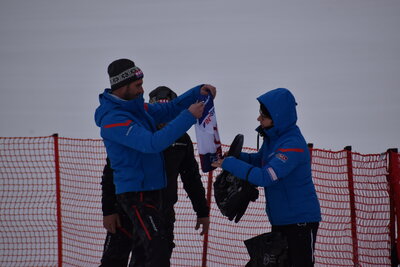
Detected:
left=213, top=134, right=259, bottom=223
left=214, top=171, right=238, bottom=219
left=226, top=134, right=244, bottom=158
left=232, top=183, right=259, bottom=223
left=232, top=197, right=250, bottom=223
left=214, top=171, right=259, bottom=223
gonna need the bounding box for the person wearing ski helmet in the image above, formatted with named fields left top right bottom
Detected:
left=149, top=86, right=210, bottom=262
left=212, top=88, right=321, bottom=267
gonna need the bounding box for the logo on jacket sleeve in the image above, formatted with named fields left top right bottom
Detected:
left=275, top=153, right=288, bottom=162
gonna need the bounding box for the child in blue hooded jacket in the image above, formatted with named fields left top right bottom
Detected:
left=95, top=58, right=216, bottom=267
left=212, top=88, right=321, bottom=267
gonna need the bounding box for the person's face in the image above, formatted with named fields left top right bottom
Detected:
left=123, top=79, right=144, bottom=100
left=257, top=109, right=273, bottom=129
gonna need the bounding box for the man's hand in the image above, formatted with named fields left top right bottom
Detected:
left=195, top=217, right=210, bottom=235
left=103, top=213, right=121, bottom=234
left=200, top=84, right=216, bottom=99
left=211, top=158, right=225, bottom=168
left=188, top=102, right=205, bottom=118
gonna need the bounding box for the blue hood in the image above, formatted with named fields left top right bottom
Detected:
left=95, top=88, right=150, bottom=129
left=257, top=88, right=297, bottom=137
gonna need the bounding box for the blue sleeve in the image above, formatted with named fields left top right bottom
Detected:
left=147, top=85, right=202, bottom=124
left=101, top=110, right=196, bottom=153
left=239, top=147, right=263, bottom=167
left=238, top=140, right=266, bottom=166
left=222, top=145, right=305, bottom=187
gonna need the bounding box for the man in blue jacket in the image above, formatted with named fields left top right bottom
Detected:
left=99, top=86, right=210, bottom=267
left=212, top=88, right=321, bottom=267
left=94, top=58, right=216, bottom=267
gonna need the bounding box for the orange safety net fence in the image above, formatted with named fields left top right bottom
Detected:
left=0, top=136, right=397, bottom=266
left=311, top=148, right=391, bottom=266
left=0, top=137, right=58, bottom=266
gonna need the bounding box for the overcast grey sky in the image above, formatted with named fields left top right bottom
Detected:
left=0, top=0, right=399, bottom=154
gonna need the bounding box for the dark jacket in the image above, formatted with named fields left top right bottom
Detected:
left=101, top=133, right=209, bottom=218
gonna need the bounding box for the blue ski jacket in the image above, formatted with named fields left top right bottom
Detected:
left=94, top=85, right=202, bottom=194
left=222, top=88, right=321, bottom=225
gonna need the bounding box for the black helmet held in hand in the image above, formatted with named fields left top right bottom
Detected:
left=213, top=134, right=259, bottom=223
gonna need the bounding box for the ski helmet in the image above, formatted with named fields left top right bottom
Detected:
left=149, top=86, right=177, bottom=103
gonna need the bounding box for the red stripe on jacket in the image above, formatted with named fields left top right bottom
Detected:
left=277, top=148, right=304, bottom=153
left=104, top=120, right=132, bottom=128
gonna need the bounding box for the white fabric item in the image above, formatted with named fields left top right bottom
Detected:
left=195, top=94, right=222, bottom=172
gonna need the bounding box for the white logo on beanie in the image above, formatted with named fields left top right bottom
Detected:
left=109, top=66, right=143, bottom=86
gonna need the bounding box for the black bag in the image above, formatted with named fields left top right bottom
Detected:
left=213, top=134, right=259, bottom=223
left=244, top=232, right=289, bottom=267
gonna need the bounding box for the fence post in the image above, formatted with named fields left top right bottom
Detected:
left=202, top=171, right=214, bottom=267
left=344, top=146, right=359, bottom=267
left=308, top=143, right=314, bottom=161
left=387, top=148, right=399, bottom=266
left=52, top=134, right=63, bottom=267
